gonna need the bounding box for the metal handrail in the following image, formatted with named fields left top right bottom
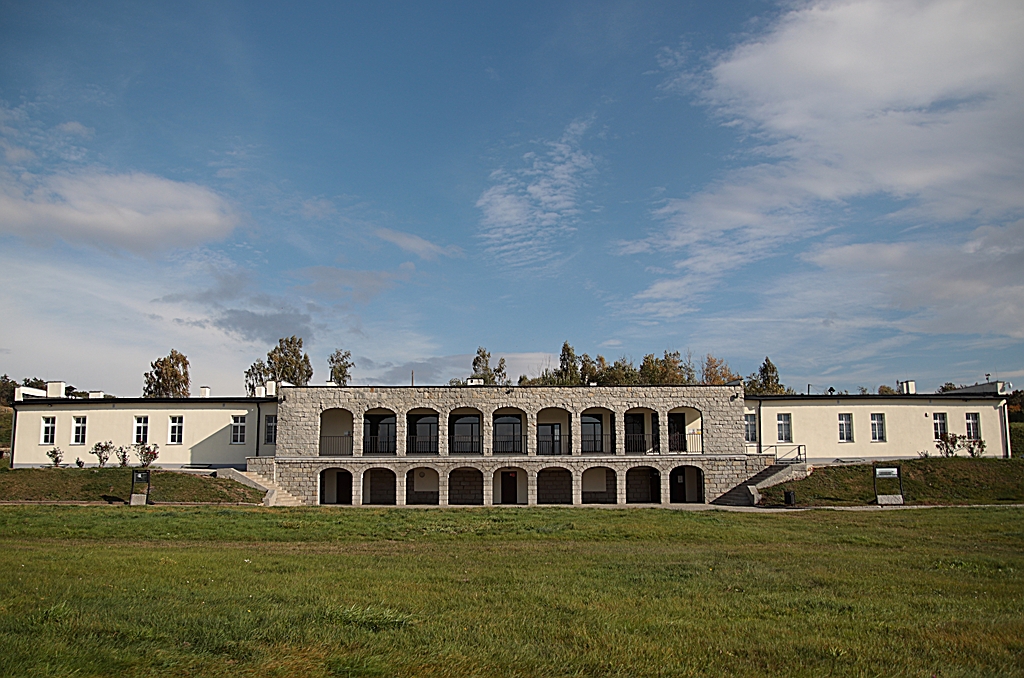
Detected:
left=449, top=434, right=482, bottom=455
left=625, top=433, right=656, bottom=455
left=319, top=435, right=353, bottom=456
left=406, top=435, right=438, bottom=455
left=537, top=434, right=571, bottom=455
left=760, top=444, right=806, bottom=464
left=667, top=432, right=704, bottom=454
left=581, top=433, right=614, bottom=454
left=363, top=435, right=397, bottom=456
left=493, top=434, right=527, bottom=455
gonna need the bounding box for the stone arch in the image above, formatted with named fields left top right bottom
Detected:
left=407, top=408, right=439, bottom=455
left=449, top=407, right=483, bottom=455
left=492, top=406, right=526, bottom=455
left=491, top=466, right=527, bottom=505
left=319, top=467, right=353, bottom=505
left=581, top=407, right=613, bottom=454
left=362, top=467, right=397, bottom=505
left=537, top=407, right=571, bottom=456
left=625, top=465, right=661, bottom=503
left=406, top=466, right=440, bottom=505
left=580, top=466, right=616, bottom=504
left=320, top=408, right=354, bottom=456
left=363, top=408, right=397, bottom=456
left=669, top=465, right=705, bottom=503
left=537, top=466, right=573, bottom=504
left=624, top=407, right=657, bottom=455
left=448, top=467, right=484, bottom=505
left=668, top=406, right=703, bottom=453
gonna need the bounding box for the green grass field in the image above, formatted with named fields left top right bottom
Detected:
left=760, top=457, right=1024, bottom=507
left=1, top=506, right=1022, bottom=677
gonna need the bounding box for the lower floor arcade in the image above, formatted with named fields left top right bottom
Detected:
left=252, top=455, right=770, bottom=507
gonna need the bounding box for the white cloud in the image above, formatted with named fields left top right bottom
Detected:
left=0, top=170, right=239, bottom=252
left=297, top=262, right=416, bottom=303
left=374, top=227, right=463, bottom=260
left=55, top=121, right=94, bottom=137
left=477, top=117, right=597, bottom=268
left=635, top=0, right=1024, bottom=327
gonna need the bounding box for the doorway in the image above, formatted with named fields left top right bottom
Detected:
left=500, top=471, right=519, bottom=504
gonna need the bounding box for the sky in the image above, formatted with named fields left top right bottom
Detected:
left=1, top=0, right=1022, bottom=396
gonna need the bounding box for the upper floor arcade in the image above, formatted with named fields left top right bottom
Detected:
left=274, top=384, right=746, bottom=459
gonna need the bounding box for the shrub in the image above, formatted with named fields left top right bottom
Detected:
left=134, top=443, right=159, bottom=467
left=1011, top=423, right=1024, bottom=458
left=46, top=447, right=63, bottom=467
left=90, top=441, right=114, bottom=467
left=936, top=433, right=987, bottom=458
left=114, top=446, right=132, bottom=467
left=75, top=457, right=85, bottom=468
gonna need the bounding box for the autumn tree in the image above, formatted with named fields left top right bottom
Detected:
left=267, top=336, right=314, bottom=385
left=639, top=350, right=697, bottom=385
left=142, top=349, right=190, bottom=398
left=744, top=357, right=792, bottom=395
left=244, top=360, right=269, bottom=397
left=699, top=353, right=742, bottom=385
left=328, top=349, right=355, bottom=386
left=877, top=384, right=898, bottom=395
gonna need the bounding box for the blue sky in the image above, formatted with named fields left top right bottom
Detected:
left=1, top=0, right=1022, bottom=395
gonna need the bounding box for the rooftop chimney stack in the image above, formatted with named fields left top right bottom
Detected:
left=199, top=386, right=211, bottom=398
left=265, top=381, right=276, bottom=396
left=255, top=386, right=266, bottom=397
left=897, top=380, right=916, bottom=395
left=46, top=381, right=66, bottom=398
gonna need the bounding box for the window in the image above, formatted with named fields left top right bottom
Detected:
left=777, top=413, right=792, bottom=442
left=838, top=413, right=854, bottom=442
left=744, top=414, right=757, bottom=443
left=41, top=416, right=55, bottom=445
left=871, top=413, right=886, bottom=442
left=966, top=413, right=981, bottom=440
left=169, top=416, right=183, bottom=444
left=135, top=416, right=149, bottom=444
left=231, top=415, right=246, bottom=444
left=933, top=412, right=947, bottom=440
left=72, top=416, right=87, bottom=445
left=265, top=414, right=277, bottom=445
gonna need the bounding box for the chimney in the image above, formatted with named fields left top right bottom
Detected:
left=88, top=391, right=105, bottom=399
left=467, top=378, right=484, bottom=386
left=255, top=386, right=266, bottom=397
left=265, top=381, right=276, bottom=396
left=897, top=380, right=916, bottom=395
left=46, top=381, right=67, bottom=398
left=199, top=386, right=211, bottom=398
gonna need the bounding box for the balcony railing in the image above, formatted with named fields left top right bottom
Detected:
left=406, top=435, right=438, bottom=455
left=493, top=434, right=527, bottom=455
left=537, top=434, right=570, bottom=456
left=320, top=435, right=354, bottom=456
left=449, top=434, right=482, bottom=455
left=363, top=435, right=397, bottom=456
left=667, top=432, right=704, bottom=454
left=581, top=433, right=614, bottom=454
left=760, top=444, right=806, bottom=464
left=625, top=433, right=657, bottom=455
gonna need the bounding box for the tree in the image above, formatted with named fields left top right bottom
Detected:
left=877, top=384, right=899, bottom=395
left=699, top=354, right=742, bottom=385
left=937, top=382, right=965, bottom=393
left=266, top=336, right=314, bottom=386
left=744, top=357, right=791, bottom=395
left=244, top=360, right=269, bottom=397
left=469, top=347, right=509, bottom=386
left=142, top=349, right=190, bottom=398
left=328, top=349, right=355, bottom=386
left=639, top=350, right=697, bottom=385
left=556, top=342, right=580, bottom=384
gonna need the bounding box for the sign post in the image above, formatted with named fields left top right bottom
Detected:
left=130, top=469, right=151, bottom=506
left=873, top=465, right=904, bottom=506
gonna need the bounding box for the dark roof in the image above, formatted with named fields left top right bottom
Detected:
left=14, top=396, right=275, bottom=408
left=745, top=393, right=1001, bottom=401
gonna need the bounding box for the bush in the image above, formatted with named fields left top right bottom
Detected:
left=75, top=458, right=84, bottom=468
left=114, top=446, right=132, bottom=467
left=936, top=432, right=986, bottom=458
left=134, top=443, right=159, bottom=467
left=45, top=447, right=63, bottom=467
left=1011, top=423, right=1024, bottom=458
left=90, top=441, right=114, bottom=467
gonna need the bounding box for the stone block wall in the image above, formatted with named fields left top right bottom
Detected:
left=626, top=467, right=660, bottom=503
left=582, top=469, right=617, bottom=504
left=448, top=468, right=484, bottom=505
left=537, top=468, right=573, bottom=504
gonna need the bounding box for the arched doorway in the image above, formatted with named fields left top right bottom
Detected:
left=363, top=409, right=397, bottom=456
left=362, top=468, right=396, bottom=505
left=537, top=407, right=571, bottom=455
left=581, top=467, right=616, bottom=504
left=492, top=467, right=526, bottom=505
left=493, top=407, right=526, bottom=455
left=319, top=468, right=353, bottom=505
left=320, top=408, right=354, bottom=456
left=406, top=467, right=440, bottom=505
left=626, top=466, right=661, bottom=503
left=448, top=467, right=484, bottom=505
left=537, top=467, right=572, bottom=504
left=668, top=407, right=703, bottom=453
left=670, top=466, right=705, bottom=503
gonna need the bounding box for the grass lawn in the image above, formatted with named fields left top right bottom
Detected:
left=760, top=457, right=1024, bottom=507
left=0, top=463, right=265, bottom=504
left=1, top=506, right=1022, bottom=677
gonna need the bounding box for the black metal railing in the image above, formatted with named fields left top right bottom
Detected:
left=667, top=432, right=704, bottom=454
left=760, top=444, right=806, bottom=464
left=537, top=434, right=571, bottom=455
left=363, top=435, right=397, bottom=456
left=625, top=433, right=656, bottom=455
left=449, top=434, right=482, bottom=455
left=319, top=435, right=353, bottom=456
left=581, top=433, right=614, bottom=454
left=406, top=435, right=438, bottom=455
left=493, top=434, right=527, bottom=455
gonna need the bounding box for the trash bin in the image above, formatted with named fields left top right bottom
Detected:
left=784, top=490, right=796, bottom=506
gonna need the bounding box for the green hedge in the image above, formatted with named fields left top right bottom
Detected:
left=1011, top=422, right=1024, bottom=458
left=0, top=407, right=11, bottom=448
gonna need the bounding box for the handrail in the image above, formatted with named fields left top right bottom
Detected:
left=319, top=435, right=353, bottom=456
left=759, top=444, right=806, bottom=464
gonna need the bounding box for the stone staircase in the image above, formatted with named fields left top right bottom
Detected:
left=214, top=468, right=305, bottom=507
left=711, top=463, right=809, bottom=507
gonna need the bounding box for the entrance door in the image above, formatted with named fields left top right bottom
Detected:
left=670, top=467, right=686, bottom=503
left=500, top=471, right=518, bottom=504
left=668, top=413, right=686, bottom=452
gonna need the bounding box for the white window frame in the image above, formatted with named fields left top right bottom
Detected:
left=265, top=414, right=277, bottom=445
left=870, top=413, right=886, bottom=442
left=231, top=415, right=246, bottom=444
left=135, top=416, right=149, bottom=444
left=743, top=414, right=757, bottom=444
left=72, top=416, right=87, bottom=445
left=933, top=412, right=947, bottom=440
left=777, top=413, right=792, bottom=443
left=965, top=412, right=981, bottom=441
left=41, top=416, right=56, bottom=445
left=168, top=415, right=184, bottom=445
left=838, top=413, right=854, bottom=442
